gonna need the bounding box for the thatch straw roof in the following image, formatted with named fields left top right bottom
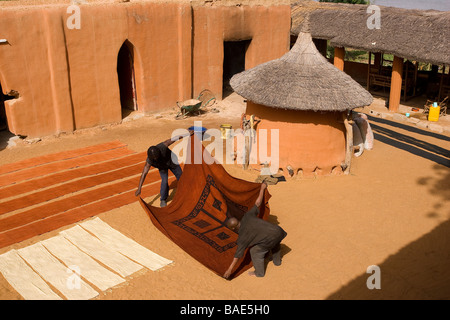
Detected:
left=230, top=32, right=373, bottom=112
left=291, top=1, right=450, bottom=66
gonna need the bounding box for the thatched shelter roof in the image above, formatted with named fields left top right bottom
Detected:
left=291, top=0, right=450, bottom=66
left=230, top=32, right=373, bottom=112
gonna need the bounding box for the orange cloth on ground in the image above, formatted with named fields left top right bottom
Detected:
left=139, top=135, right=271, bottom=279
left=0, top=141, right=172, bottom=249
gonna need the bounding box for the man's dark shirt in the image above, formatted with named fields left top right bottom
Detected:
left=146, top=142, right=178, bottom=170
left=234, top=205, right=287, bottom=259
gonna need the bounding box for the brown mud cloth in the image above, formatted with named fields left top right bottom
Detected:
left=139, top=134, right=271, bottom=279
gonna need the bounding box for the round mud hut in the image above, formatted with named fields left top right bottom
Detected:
left=230, top=32, right=373, bottom=177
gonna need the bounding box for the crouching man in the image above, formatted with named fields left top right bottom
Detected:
left=223, top=182, right=287, bottom=279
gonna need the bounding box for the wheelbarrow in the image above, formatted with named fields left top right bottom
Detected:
left=175, top=89, right=216, bottom=120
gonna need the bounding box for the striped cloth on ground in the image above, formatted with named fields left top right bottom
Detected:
left=0, top=141, right=175, bottom=248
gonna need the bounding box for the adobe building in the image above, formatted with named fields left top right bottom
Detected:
left=0, top=0, right=291, bottom=138
left=191, top=0, right=290, bottom=99
left=230, top=31, right=373, bottom=177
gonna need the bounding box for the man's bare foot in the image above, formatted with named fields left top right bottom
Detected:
left=248, top=270, right=256, bottom=277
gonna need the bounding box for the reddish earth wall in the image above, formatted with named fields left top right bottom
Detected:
left=0, top=2, right=291, bottom=138
left=246, top=102, right=347, bottom=177
left=192, top=4, right=291, bottom=99
left=0, top=2, right=194, bottom=137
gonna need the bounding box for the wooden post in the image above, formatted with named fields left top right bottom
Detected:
left=413, top=61, right=418, bottom=97
left=334, top=47, right=345, bottom=71
left=243, top=135, right=250, bottom=170
left=242, top=114, right=250, bottom=170
left=374, top=52, right=381, bottom=71
left=403, top=60, right=408, bottom=102
left=342, top=112, right=353, bottom=175
left=367, top=52, right=372, bottom=90
left=438, top=65, right=445, bottom=101
left=388, top=55, right=403, bottom=112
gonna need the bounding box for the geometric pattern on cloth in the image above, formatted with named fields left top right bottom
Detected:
left=139, top=134, right=271, bottom=280
left=172, top=175, right=247, bottom=253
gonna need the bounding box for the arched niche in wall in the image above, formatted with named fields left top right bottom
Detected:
left=117, top=40, right=138, bottom=118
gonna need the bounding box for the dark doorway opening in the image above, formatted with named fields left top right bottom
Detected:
left=0, top=82, right=17, bottom=132
left=223, top=40, right=251, bottom=99
left=117, top=40, right=138, bottom=118
left=0, top=82, right=7, bottom=131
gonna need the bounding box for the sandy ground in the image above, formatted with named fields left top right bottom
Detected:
left=0, top=93, right=449, bottom=300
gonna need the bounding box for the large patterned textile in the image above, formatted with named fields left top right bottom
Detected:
left=139, top=135, right=271, bottom=279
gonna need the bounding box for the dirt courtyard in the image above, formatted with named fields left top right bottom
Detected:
left=0, top=94, right=449, bottom=300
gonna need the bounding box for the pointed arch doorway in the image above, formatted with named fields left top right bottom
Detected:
left=117, top=40, right=138, bottom=117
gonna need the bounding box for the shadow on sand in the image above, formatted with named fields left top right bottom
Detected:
left=0, top=130, right=14, bottom=152
left=367, top=114, right=450, bottom=142
left=368, top=115, right=450, bottom=167
left=327, top=162, right=450, bottom=300
left=326, top=219, right=450, bottom=300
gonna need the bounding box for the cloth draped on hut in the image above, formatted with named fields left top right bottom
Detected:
left=352, top=113, right=374, bottom=157
left=139, top=134, right=271, bottom=279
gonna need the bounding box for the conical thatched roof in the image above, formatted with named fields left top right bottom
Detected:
left=230, top=32, right=373, bottom=112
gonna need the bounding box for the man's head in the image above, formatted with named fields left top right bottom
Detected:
left=147, top=146, right=161, bottom=163
left=225, top=217, right=240, bottom=232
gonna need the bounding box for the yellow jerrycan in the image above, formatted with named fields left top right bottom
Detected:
left=428, top=102, right=440, bottom=122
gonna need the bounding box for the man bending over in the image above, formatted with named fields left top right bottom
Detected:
left=223, top=182, right=287, bottom=278
left=135, top=131, right=193, bottom=207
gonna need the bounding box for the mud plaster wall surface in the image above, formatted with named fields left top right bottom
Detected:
left=0, top=3, right=192, bottom=137
left=246, top=101, right=347, bottom=176
left=192, top=5, right=291, bottom=99
left=0, top=2, right=192, bottom=138
left=0, top=2, right=290, bottom=138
